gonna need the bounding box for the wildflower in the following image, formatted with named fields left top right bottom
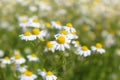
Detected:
left=19, top=19, right=28, bottom=28
left=77, top=46, right=91, bottom=57
left=17, top=15, right=28, bottom=22
left=38, top=68, right=46, bottom=79
left=28, top=18, right=40, bottom=28
left=63, top=23, right=76, bottom=33
left=60, top=29, right=78, bottom=39
left=16, top=64, right=28, bottom=73
left=44, top=41, right=57, bottom=53
left=0, top=56, right=11, bottom=64
left=11, top=54, right=26, bottom=64
left=72, top=40, right=81, bottom=47
left=51, top=20, right=62, bottom=29
left=27, top=54, right=39, bottom=62
left=32, top=28, right=47, bottom=39
left=91, top=43, right=105, bottom=54
left=55, top=34, right=70, bottom=51
left=45, top=71, right=57, bottom=80
left=20, top=70, right=37, bottom=80
left=19, top=31, right=36, bottom=41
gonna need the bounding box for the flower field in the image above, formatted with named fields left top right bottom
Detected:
left=0, top=0, right=120, bottom=80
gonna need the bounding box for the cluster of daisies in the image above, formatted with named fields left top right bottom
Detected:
left=17, top=16, right=106, bottom=80
left=0, top=49, right=57, bottom=80
left=19, top=16, right=106, bottom=57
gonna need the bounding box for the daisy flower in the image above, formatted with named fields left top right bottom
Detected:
left=17, top=15, right=28, bottom=22
left=77, top=46, right=91, bottom=57
left=60, top=29, right=78, bottom=39
left=55, top=34, right=70, bottom=51
left=91, top=43, right=105, bottom=54
left=27, top=54, right=39, bottom=62
left=19, top=31, right=36, bottom=41
left=16, top=64, right=28, bottom=73
left=45, top=71, right=57, bottom=80
left=72, top=40, right=81, bottom=47
left=38, top=68, right=47, bottom=79
left=32, top=28, right=47, bottom=39
left=19, top=19, right=28, bottom=28
left=44, top=41, right=57, bottom=53
left=51, top=20, right=62, bottom=29
left=20, top=70, right=37, bottom=80
left=11, top=54, right=26, bottom=64
left=0, top=56, right=11, bottom=64
left=28, top=18, right=40, bottom=28
left=63, top=23, right=76, bottom=33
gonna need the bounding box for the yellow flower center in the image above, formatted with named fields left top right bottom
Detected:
left=22, top=20, right=27, bottom=23
left=56, top=20, right=61, bottom=25
left=15, top=55, right=21, bottom=59
left=75, top=40, right=80, bottom=44
left=45, top=23, right=51, bottom=27
left=24, top=31, right=31, bottom=36
left=66, top=23, right=73, bottom=28
left=33, top=19, right=39, bottom=23
left=24, top=70, right=33, bottom=76
left=32, top=28, right=40, bottom=35
left=96, top=43, right=102, bottom=48
left=60, top=29, right=68, bottom=35
left=57, top=35, right=66, bottom=44
left=4, top=57, right=10, bottom=60
left=81, top=46, right=88, bottom=51
left=47, top=71, right=53, bottom=76
left=46, top=41, right=53, bottom=48
left=31, top=54, right=37, bottom=58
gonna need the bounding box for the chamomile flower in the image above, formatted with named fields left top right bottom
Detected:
left=11, top=54, right=26, bottom=64
left=19, top=19, right=28, bottom=28
left=38, top=68, right=47, bottom=79
left=32, top=28, right=47, bottom=39
left=19, top=31, right=36, bottom=41
left=27, top=54, right=39, bottom=62
left=77, top=46, right=91, bottom=57
left=91, top=43, right=105, bottom=54
left=45, top=71, right=57, bottom=80
left=55, top=34, right=70, bottom=51
left=0, top=56, right=11, bottom=64
left=16, top=64, right=27, bottom=73
left=44, top=41, right=57, bottom=53
left=63, top=23, right=76, bottom=33
left=20, top=70, right=37, bottom=80
left=72, top=40, right=81, bottom=47
left=60, top=29, right=78, bottom=39
left=28, top=18, right=40, bottom=28
left=17, top=15, right=28, bottom=22
left=51, top=20, right=62, bottom=29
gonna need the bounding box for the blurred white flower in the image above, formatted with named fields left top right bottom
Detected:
left=0, top=50, right=4, bottom=57
left=11, top=54, right=26, bottom=64
left=44, top=41, right=57, bottom=53
left=45, top=71, right=57, bottom=80
left=27, top=54, right=39, bottom=62
left=0, top=56, right=11, bottom=64
left=91, top=43, right=105, bottom=54
left=20, top=70, right=37, bottom=80
left=77, top=46, right=91, bottom=57
left=19, top=31, right=36, bottom=41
